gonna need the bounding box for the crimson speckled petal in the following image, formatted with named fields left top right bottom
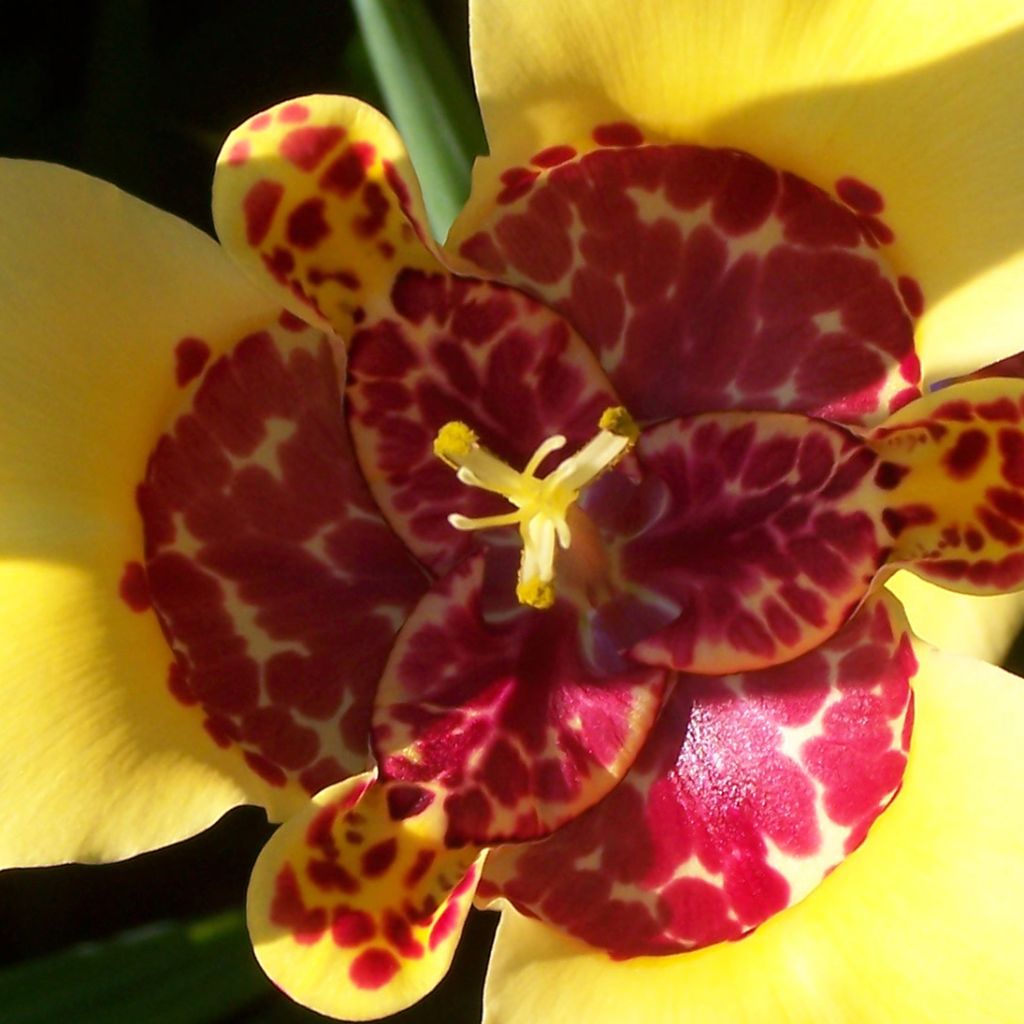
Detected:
left=870, top=379, right=1024, bottom=592
left=372, top=552, right=667, bottom=845
left=213, top=96, right=443, bottom=340
left=455, top=140, right=920, bottom=427
left=139, top=316, right=428, bottom=792
left=480, top=592, right=915, bottom=958
left=620, top=412, right=891, bottom=673
left=249, top=773, right=486, bottom=1018
left=345, top=269, right=620, bottom=575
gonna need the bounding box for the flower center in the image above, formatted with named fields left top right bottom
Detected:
left=433, top=407, right=638, bottom=608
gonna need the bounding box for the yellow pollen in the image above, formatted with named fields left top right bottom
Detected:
left=516, top=578, right=556, bottom=610
left=599, top=405, right=639, bottom=441
left=433, top=407, right=638, bottom=609
left=433, top=421, right=479, bottom=466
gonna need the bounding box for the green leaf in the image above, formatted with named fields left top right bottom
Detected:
left=351, top=0, right=486, bottom=240
left=0, top=912, right=267, bottom=1024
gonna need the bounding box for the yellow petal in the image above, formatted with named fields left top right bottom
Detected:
left=460, top=0, right=1024, bottom=381
left=213, top=95, right=442, bottom=338
left=886, top=570, right=1024, bottom=664
left=248, top=774, right=484, bottom=1021
left=483, top=640, right=1024, bottom=1023
left=0, top=159, right=301, bottom=868
left=871, top=378, right=1024, bottom=595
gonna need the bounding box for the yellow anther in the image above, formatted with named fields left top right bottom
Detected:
left=516, top=578, right=556, bottom=609
left=432, top=407, right=639, bottom=610
left=433, top=421, right=479, bottom=466
left=599, top=405, right=639, bottom=442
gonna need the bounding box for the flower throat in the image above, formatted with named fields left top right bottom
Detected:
left=433, top=407, right=638, bottom=608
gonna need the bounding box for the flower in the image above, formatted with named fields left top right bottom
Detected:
left=3, top=3, right=1024, bottom=1023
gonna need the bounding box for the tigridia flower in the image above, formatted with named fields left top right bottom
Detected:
left=2, top=2, right=1024, bottom=1022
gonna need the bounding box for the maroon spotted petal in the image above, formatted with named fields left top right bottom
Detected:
left=617, top=411, right=889, bottom=673
left=479, top=593, right=915, bottom=957
left=345, top=270, right=620, bottom=575
left=140, top=316, right=428, bottom=793
left=456, top=142, right=920, bottom=426
left=372, top=552, right=668, bottom=845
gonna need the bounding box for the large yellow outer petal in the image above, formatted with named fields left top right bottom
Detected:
left=461, top=0, right=1024, bottom=382
left=483, top=640, right=1024, bottom=1023
left=0, top=160, right=302, bottom=867
left=887, top=571, right=1024, bottom=664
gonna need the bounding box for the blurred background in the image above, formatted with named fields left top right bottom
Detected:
left=0, top=2, right=495, bottom=1022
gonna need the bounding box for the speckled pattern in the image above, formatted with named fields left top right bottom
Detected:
left=113, top=94, right=1024, bottom=1004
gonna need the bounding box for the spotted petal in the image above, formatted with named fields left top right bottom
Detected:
left=344, top=269, right=620, bottom=574
left=619, top=412, right=889, bottom=673
left=248, top=773, right=484, bottom=1021
left=140, top=318, right=428, bottom=800
left=482, top=591, right=913, bottom=957
left=450, top=142, right=919, bottom=427
left=373, top=553, right=667, bottom=844
left=870, top=378, right=1024, bottom=592
left=462, top=0, right=1024, bottom=385
left=884, top=359, right=1024, bottom=660
left=213, top=95, right=442, bottom=337
left=483, top=640, right=1024, bottom=1024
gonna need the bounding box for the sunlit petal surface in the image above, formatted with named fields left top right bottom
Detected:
left=463, top=0, right=1024, bottom=383
left=248, top=773, right=484, bottom=1020
left=872, top=379, right=1024, bottom=591
left=214, top=95, right=442, bottom=338
left=483, top=642, right=1024, bottom=1024
left=886, top=568, right=1024, bottom=663
left=620, top=412, right=888, bottom=673
left=0, top=159, right=305, bottom=864
left=482, top=592, right=913, bottom=956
